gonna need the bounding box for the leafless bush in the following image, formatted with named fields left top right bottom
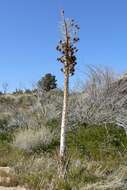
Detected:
left=1, top=67, right=127, bottom=132
left=34, top=88, right=63, bottom=121
left=68, top=65, right=127, bottom=128
left=116, top=109, right=127, bottom=134
left=2, top=82, right=9, bottom=94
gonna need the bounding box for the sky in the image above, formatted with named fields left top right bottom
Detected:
left=0, top=0, right=127, bottom=91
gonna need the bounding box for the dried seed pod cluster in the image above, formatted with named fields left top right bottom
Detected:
left=56, top=15, right=79, bottom=76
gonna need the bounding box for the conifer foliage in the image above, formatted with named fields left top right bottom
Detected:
left=37, top=73, right=57, bottom=92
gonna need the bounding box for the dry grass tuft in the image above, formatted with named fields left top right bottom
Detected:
left=13, top=126, right=54, bottom=152
left=82, top=165, right=127, bottom=190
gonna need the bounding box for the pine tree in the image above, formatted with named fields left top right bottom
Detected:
left=37, top=73, right=57, bottom=92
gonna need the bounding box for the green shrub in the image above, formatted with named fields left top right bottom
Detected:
left=0, top=143, right=25, bottom=167
left=0, top=119, right=14, bottom=143
left=46, top=118, right=60, bottom=132
left=67, top=124, right=127, bottom=161
left=1, top=123, right=127, bottom=189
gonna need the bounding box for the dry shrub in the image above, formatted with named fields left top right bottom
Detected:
left=82, top=165, right=127, bottom=190
left=13, top=154, right=127, bottom=190
left=68, top=65, right=127, bottom=131
left=13, top=126, right=54, bottom=152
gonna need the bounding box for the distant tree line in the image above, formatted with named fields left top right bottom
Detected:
left=0, top=73, right=57, bottom=95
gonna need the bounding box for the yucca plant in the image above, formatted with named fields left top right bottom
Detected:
left=57, top=10, right=79, bottom=176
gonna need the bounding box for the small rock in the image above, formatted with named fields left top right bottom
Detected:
left=0, top=168, right=13, bottom=174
